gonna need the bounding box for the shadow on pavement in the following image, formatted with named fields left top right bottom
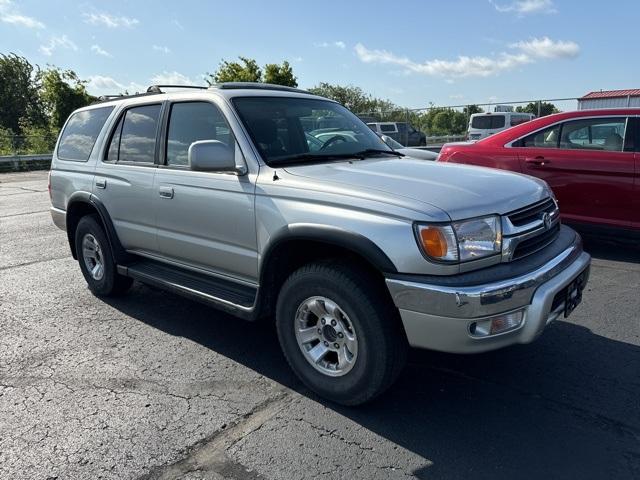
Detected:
left=102, top=239, right=640, bottom=480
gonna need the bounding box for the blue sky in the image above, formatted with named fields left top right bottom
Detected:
left=0, top=0, right=637, bottom=109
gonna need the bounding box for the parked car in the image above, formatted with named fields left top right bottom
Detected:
left=439, top=108, right=640, bottom=235
left=468, top=112, right=535, bottom=141
left=380, top=135, right=438, bottom=160
left=367, top=121, right=426, bottom=146
left=49, top=83, right=590, bottom=405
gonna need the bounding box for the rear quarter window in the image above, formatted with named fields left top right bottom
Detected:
left=57, top=106, right=114, bottom=161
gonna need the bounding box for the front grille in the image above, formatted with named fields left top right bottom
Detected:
left=507, top=198, right=556, bottom=227
left=512, top=223, right=560, bottom=260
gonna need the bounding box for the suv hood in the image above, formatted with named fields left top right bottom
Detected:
left=284, top=157, right=549, bottom=220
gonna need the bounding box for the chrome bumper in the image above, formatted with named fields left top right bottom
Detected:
left=50, top=206, right=66, bottom=231
left=386, top=238, right=591, bottom=353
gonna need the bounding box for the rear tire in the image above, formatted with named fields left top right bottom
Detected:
left=276, top=261, right=407, bottom=405
left=74, top=214, right=133, bottom=296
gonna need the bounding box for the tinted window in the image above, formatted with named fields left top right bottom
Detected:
left=510, top=115, right=531, bottom=127
left=233, top=96, right=392, bottom=165
left=471, top=115, right=505, bottom=129
left=106, top=114, right=124, bottom=162
left=117, top=105, right=161, bottom=163
left=624, top=117, right=637, bottom=152
left=560, top=117, right=626, bottom=152
left=380, top=124, right=396, bottom=132
left=57, top=106, right=113, bottom=161
left=166, top=102, right=233, bottom=166
left=519, top=124, right=561, bottom=148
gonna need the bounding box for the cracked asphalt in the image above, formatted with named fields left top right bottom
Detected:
left=1, top=170, right=639, bottom=480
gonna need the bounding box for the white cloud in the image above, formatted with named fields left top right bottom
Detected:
left=150, top=71, right=201, bottom=86
left=86, top=75, right=144, bottom=94
left=315, top=41, right=346, bottom=49
left=39, top=35, right=78, bottom=57
left=152, top=45, right=171, bottom=54
left=83, top=12, right=139, bottom=28
left=0, top=0, right=44, bottom=28
left=490, top=0, right=556, bottom=15
left=355, top=43, right=531, bottom=78
left=172, top=19, right=184, bottom=30
left=449, top=94, right=465, bottom=100
left=510, top=37, right=579, bottom=59
left=354, top=37, right=578, bottom=79
left=91, top=44, right=112, bottom=57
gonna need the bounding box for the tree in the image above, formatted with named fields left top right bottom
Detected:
left=207, top=57, right=262, bottom=84
left=263, top=61, right=297, bottom=87
left=38, top=67, right=95, bottom=130
left=0, top=53, right=45, bottom=134
left=463, top=104, right=483, bottom=116
left=516, top=101, right=559, bottom=117
left=308, top=83, right=396, bottom=114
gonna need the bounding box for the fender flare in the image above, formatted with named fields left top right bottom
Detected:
left=66, top=192, right=128, bottom=263
left=260, top=224, right=398, bottom=276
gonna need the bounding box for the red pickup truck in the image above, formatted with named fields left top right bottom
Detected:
left=438, top=108, right=639, bottom=236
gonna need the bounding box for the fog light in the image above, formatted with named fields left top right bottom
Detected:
left=469, top=310, right=524, bottom=337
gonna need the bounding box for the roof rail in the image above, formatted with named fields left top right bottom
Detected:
left=209, top=82, right=309, bottom=94
left=146, top=84, right=208, bottom=93
left=92, top=91, right=160, bottom=105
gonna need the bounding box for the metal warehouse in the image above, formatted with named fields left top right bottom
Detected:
left=578, top=89, right=640, bottom=109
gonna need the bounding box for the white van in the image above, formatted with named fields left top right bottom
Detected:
left=467, top=112, right=535, bottom=141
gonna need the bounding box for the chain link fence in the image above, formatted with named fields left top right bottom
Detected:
left=356, top=97, right=579, bottom=147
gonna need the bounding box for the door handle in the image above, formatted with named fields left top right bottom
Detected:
left=525, top=156, right=550, bottom=166
left=95, top=178, right=106, bottom=189
left=158, top=186, right=174, bottom=199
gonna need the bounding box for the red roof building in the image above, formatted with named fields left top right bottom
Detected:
left=578, top=89, right=640, bottom=109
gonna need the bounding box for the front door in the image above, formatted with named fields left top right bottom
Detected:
left=153, top=100, right=257, bottom=283
left=518, top=116, right=635, bottom=229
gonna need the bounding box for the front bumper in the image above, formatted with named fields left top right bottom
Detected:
left=386, top=231, right=591, bottom=353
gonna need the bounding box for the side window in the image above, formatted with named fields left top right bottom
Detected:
left=510, top=115, right=531, bottom=127
left=624, top=117, right=637, bottom=152
left=560, top=117, right=626, bottom=152
left=106, top=114, right=124, bottom=162
left=166, top=102, right=233, bottom=166
left=518, top=124, right=561, bottom=148
left=116, top=104, right=161, bottom=163
left=57, top=106, right=114, bottom=161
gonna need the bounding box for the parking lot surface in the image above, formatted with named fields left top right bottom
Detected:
left=1, top=170, right=639, bottom=480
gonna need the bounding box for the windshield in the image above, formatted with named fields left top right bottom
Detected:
left=233, top=96, right=393, bottom=165
left=382, top=136, right=404, bottom=149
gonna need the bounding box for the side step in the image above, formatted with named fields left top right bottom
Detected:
left=118, top=259, right=257, bottom=314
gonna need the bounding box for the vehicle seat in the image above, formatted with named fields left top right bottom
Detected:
left=248, top=118, right=286, bottom=157
left=603, top=133, right=623, bottom=151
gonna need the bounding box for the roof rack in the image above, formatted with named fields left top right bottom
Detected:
left=146, top=84, right=208, bottom=93
left=209, top=82, right=309, bottom=94
left=93, top=91, right=160, bottom=104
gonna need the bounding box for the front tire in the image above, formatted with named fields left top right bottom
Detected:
left=74, top=214, right=132, bottom=296
left=276, top=262, right=407, bottom=405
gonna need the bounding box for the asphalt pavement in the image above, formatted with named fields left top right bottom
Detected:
left=1, top=170, right=639, bottom=480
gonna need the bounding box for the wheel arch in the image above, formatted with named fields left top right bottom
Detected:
left=65, top=192, right=128, bottom=263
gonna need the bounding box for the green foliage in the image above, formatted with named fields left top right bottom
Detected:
left=0, top=126, right=15, bottom=155
left=516, top=101, right=559, bottom=117
left=0, top=53, right=45, bottom=134
left=308, top=82, right=396, bottom=114
left=20, top=124, right=58, bottom=154
left=264, top=61, right=297, bottom=87
left=207, top=57, right=262, bottom=84
left=39, top=67, right=96, bottom=130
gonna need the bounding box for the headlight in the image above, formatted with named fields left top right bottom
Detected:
left=415, top=215, right=502, bottom=263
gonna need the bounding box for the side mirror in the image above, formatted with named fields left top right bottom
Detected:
left=188, top=140, right=244, bottom=174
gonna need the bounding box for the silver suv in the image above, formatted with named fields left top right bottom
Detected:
left=49, top=83, right=591, bottom=405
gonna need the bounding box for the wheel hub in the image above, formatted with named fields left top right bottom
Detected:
left=294, top=296, right=358, bottom=377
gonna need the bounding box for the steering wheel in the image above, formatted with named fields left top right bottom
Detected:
left=319, top=135, right=348, bottom=151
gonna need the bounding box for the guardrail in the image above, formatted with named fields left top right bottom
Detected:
left=0, top=154, right=52, bottom=173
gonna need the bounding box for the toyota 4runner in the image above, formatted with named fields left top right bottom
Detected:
left=49, top=83, right=591, bottom=405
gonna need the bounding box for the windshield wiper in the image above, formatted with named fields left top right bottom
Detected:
left=267, top=149, right=403, bottom=167
left=268, top=152, right=365, bottom=166
left=355, top=148, right=404, bottom=158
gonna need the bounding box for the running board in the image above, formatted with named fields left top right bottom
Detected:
left=118, top=259, right=257, bottom=315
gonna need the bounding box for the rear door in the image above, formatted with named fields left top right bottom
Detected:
left=517, top=116, right=634, bottom=229
left=93, top=103, right=163, bottom=253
